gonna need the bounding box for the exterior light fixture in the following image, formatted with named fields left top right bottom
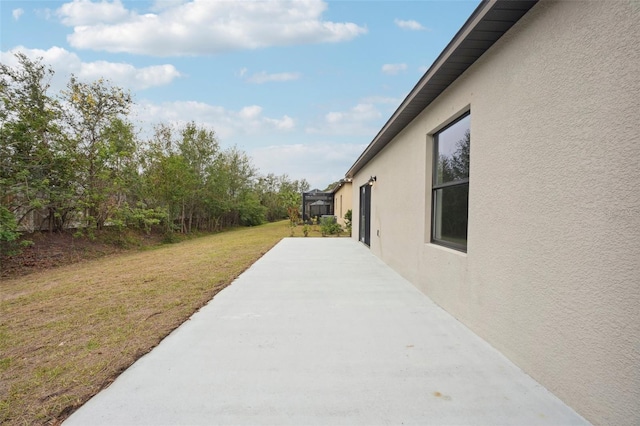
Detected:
left=368, top=176, right=377, bottom=186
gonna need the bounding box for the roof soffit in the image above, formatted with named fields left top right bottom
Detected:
left=346, top=0, right=537, bottom=178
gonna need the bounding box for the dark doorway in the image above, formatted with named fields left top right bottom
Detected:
left=359, top=184, right=371, bottom=246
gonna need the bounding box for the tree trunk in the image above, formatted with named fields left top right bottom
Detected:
left=181, top=200, right=185, bottom=233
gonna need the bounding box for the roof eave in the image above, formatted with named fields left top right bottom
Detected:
left=345, top=0, right=537, bottom=179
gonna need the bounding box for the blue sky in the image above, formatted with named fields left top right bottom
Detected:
left=1, top=0, right=479, bottom=189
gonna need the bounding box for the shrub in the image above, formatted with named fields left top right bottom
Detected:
left=101, top=228, right=143, bottom=248
left=238, top=193, right=266, bottom=226
left=320, top=216, right=342, bottom=237
left=344, top=209, right=352, bottom=236
left=162, top=231, right=182, bottom=244
left=0, top=206, right=31, bottom=257
left=112, top=203, right=168, bottom=234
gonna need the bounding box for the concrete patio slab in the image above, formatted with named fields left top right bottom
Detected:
left=65, top=238, right=589, bottom=425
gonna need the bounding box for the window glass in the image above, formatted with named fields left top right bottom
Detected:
left=432, top=112, right=470, bottom=251
left=435, top=114, right=470, bottom=185
left=433, top=185, right=469, bottom=246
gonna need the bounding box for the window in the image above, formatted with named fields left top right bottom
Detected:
left=432, top=113, right=470, bottom=251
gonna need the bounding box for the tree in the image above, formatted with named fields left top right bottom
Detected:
left=210, top=146, right=264, bottom=226
left=451, top=130, right=470, bottom=180
left=143, top=124, right=194, bottom=233
left=280, top=176, right=308, bottom=225
left=0, top=53, right=76, bottom=233
left=256, top=174, right=281, bottom=222
left=437, top=129, right=470, bottom=238
left=178, top=122, right=219, bottom=232
left=62, top=76, right=133, bottom=229
left=2, top=55, right=312, bottom=239
left=323, top=180, right=340, bottom=192
left=256, top=173, right=309, bottom=223
left=142, top=122, right=227, bottom=233
left=0, top=205, right=21, bottom=256
left=438, top=129, right=470, bottom=182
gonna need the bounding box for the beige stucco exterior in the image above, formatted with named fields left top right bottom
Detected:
left=332, top=181, right=353, bottom=227
left=350, top=2, right=640, bottom=425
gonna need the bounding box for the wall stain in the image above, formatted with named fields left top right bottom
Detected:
left=433, top=391, right=452, bottom=401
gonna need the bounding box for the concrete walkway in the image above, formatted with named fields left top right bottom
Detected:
left=65, top=238, right=588, bottom=425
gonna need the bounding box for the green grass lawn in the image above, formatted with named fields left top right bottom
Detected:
left=0, top=221, right=291, bottom=425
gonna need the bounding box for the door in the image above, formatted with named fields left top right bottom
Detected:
left=359, top=184, right=371, bottom=246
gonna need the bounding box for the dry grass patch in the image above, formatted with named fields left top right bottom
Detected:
left=0, top=221, right=290, bottom=425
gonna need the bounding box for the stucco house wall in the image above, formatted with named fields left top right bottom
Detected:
left=332, top=181, right=353, bottom=227
left=350, top=2, right=639, bottom=425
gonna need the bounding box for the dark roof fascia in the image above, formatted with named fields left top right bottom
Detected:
left=345, top=0, right=537, bottom=178
left=303, top=190, right=332, bottom=196
left=330, top=178, right=353, bottom=194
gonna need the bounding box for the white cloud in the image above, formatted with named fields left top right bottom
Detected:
left=360, top=95, right=402, bottom=105
left=57, top=0, right=367, bottom=56
left=239, top=105, right=263, bottom=120
left=131, top=100, right=342, bottom=184
left=246, top=71, right=301, bottom=84
left=12, top=8, right=24, bottom=20
left=251, top=142, right=367, bottom=189
left=132, top=100, right=295, bottom=142
left=149, top=0, right=188, bottom=12
left=394, top=18, right=426, bottom=31
left=0, top=46, right=181, bottom=91
left=381, top=63, right=407, bottom=75
left=56, top=0, right=130, bottom=26
left=305, top=97, right=398, bottom=139
left=86, top=61, right=181, bottom=89
left=34, top=8, right=54, bottom=20
left=266, top=115, right=295, bottom=130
